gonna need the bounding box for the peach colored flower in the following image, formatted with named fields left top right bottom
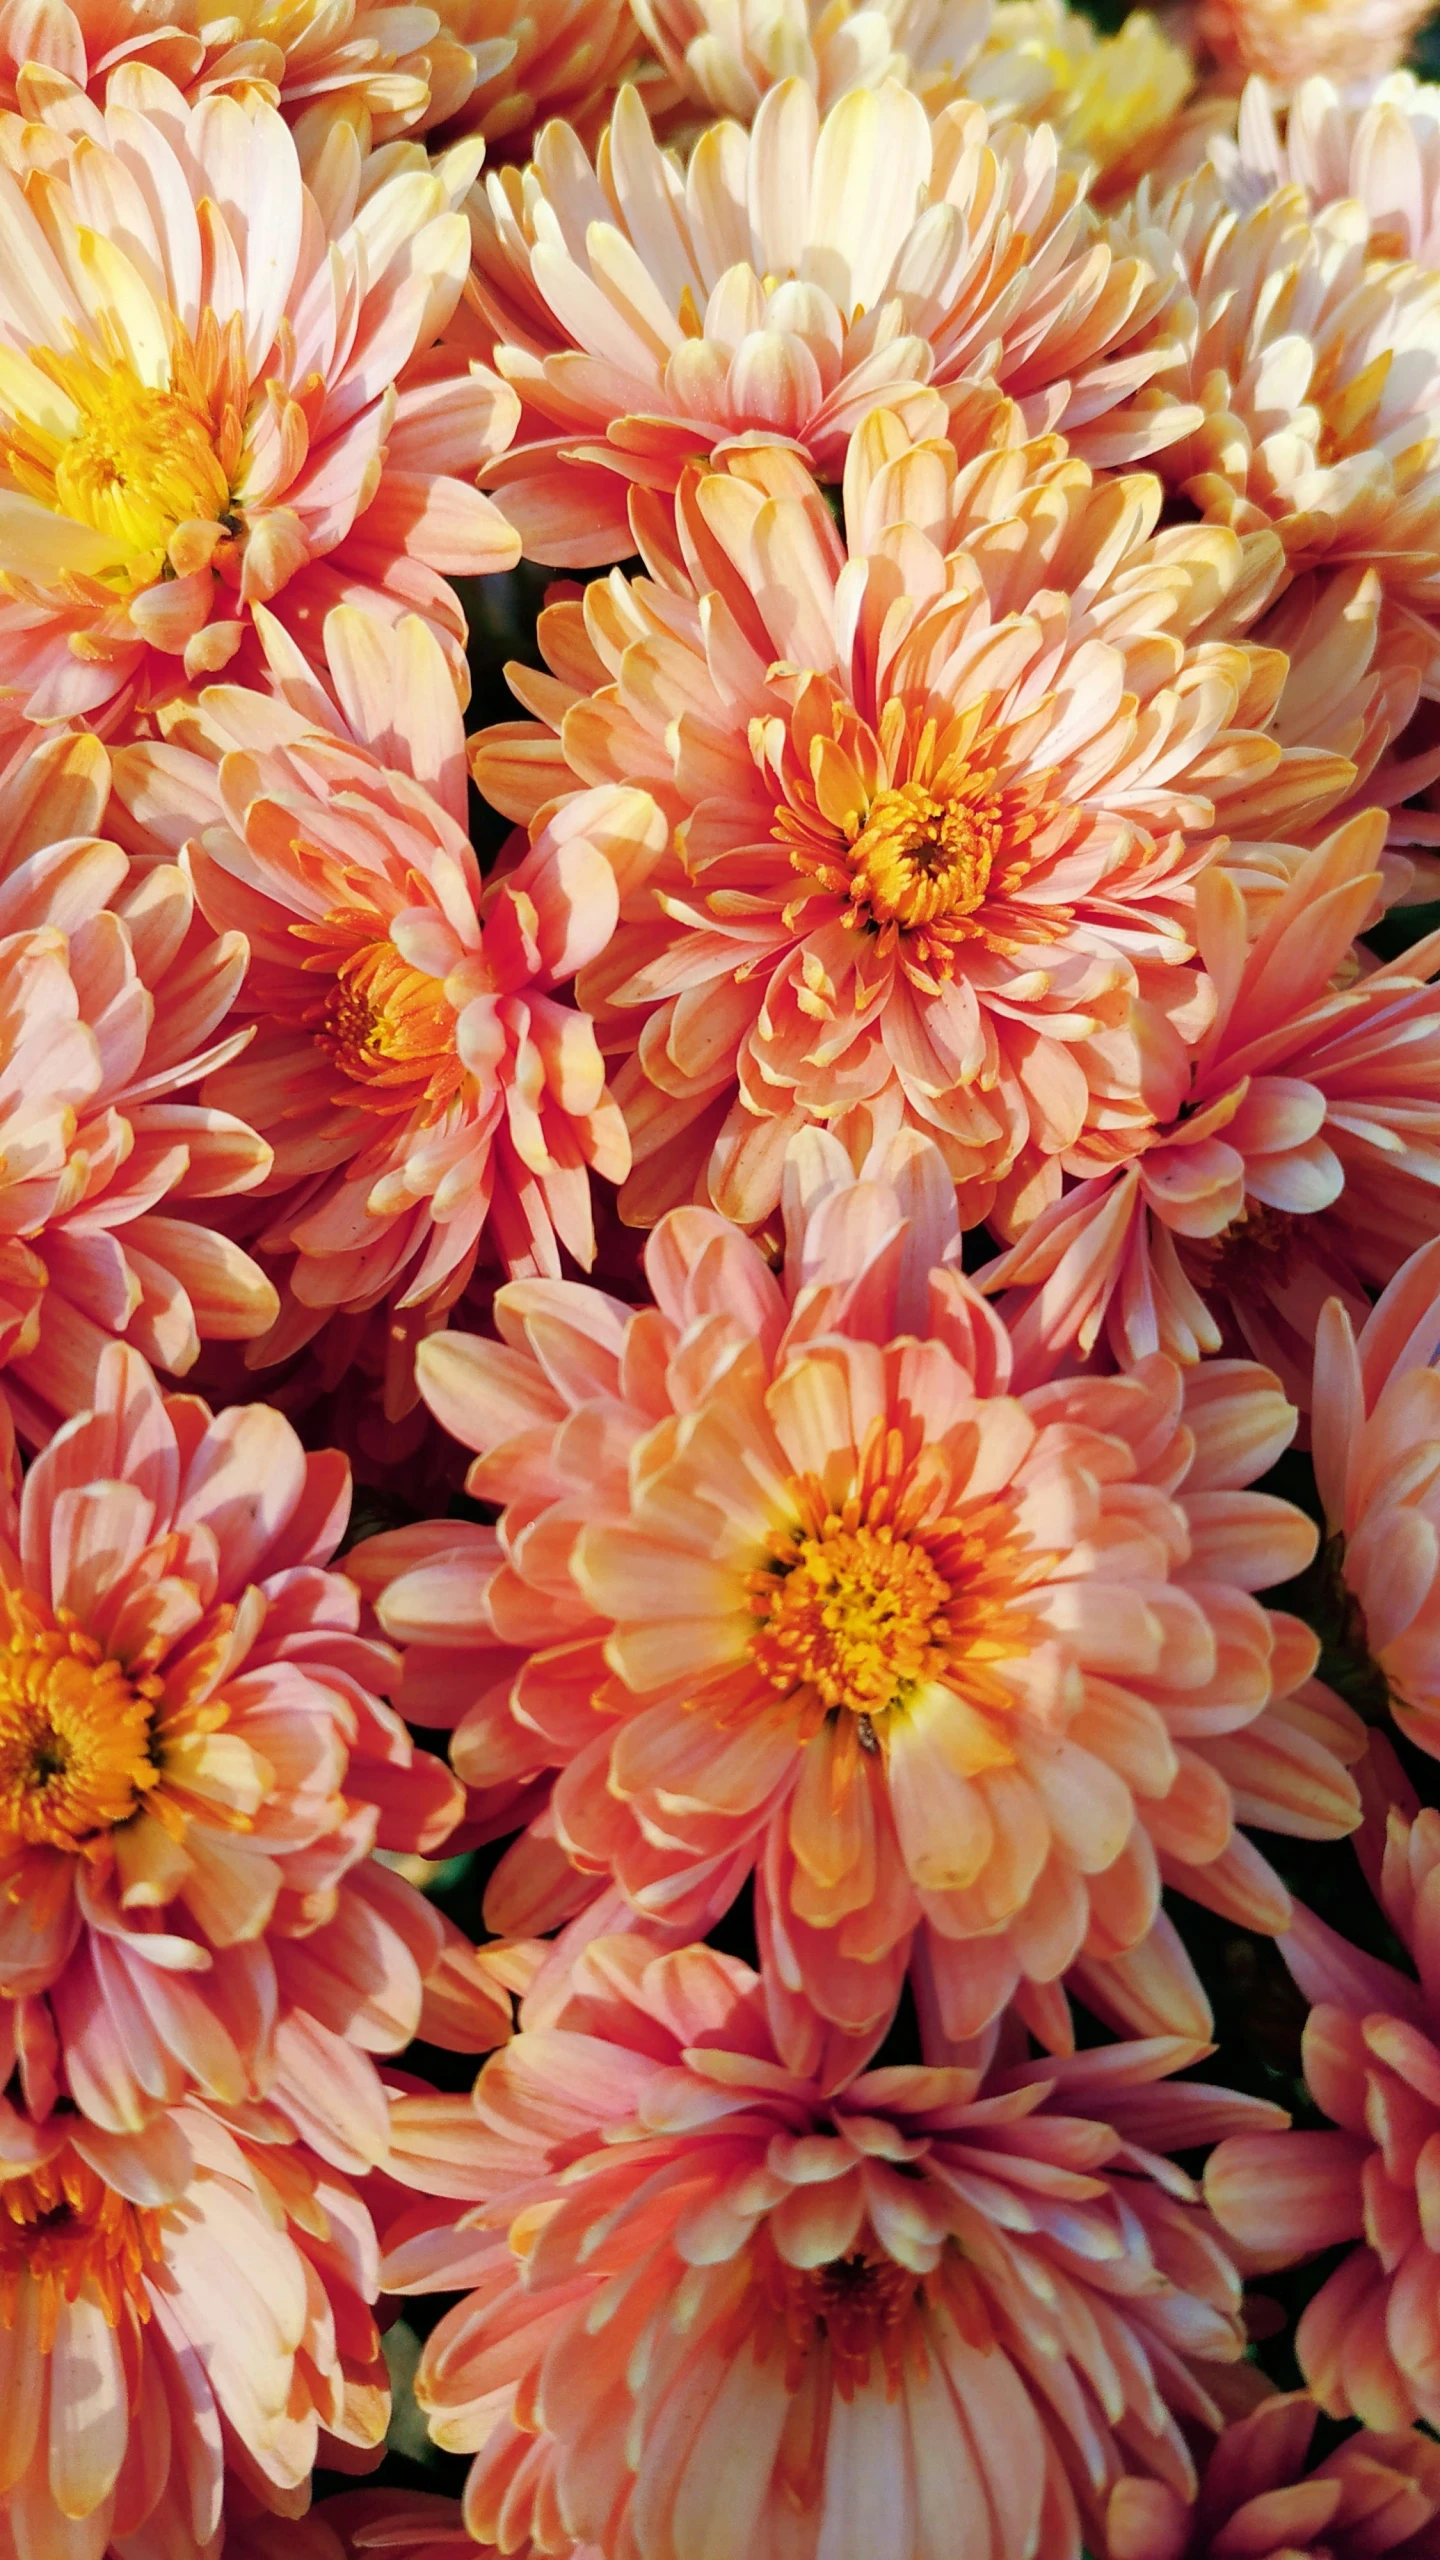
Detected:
left=1131, top=160, right=1440, bottom=683
left=0, top=1340, right=470, bottom=2168
left=0, top=2098, right=386, bottom=2560
left=474, top=414, right=1361, bottom=1236
left=225, top=2489, right=475, bottom=2559
left=0, top=0, right=643, bottom=153
left=444, top=0, right=642, bottom=154
left=1206, top=1788, right=1440, bottom=2432
left=380, top=1931, right=1277, bottom=2560
left=351, top=1126, right=1363, bottom=2064
left=113, top=603, right=665, bottom=1336
left=0, top=724, right=279, bottom=1445
left=983, top=807, right=1440, bottom=1400
left=1194, top=0, right=1430, bottom=94
left=0, top=66, right=519, bottom=730
left=629, top=0, right=993, bottom=120
left=1105, top=2390, right=1440, bottom=2559
left=452, top=75, right=1199, bottom=565
left=0, top=0, right=479, bottom=137
left=1310, top=1234, right=1440, bottom=1764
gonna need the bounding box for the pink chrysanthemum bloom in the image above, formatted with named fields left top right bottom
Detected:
left=380, top=1931, right=1277, bottom=2560
left=983, top=805, right=1440, bottom=1399
left=1213, top=72, right=1440, bottom=266
left=474, top=414, right=1370, bottom=1236
left=0, top=66, right=519, bottom=729
left=1206, top=1778, right=1440, bottom=2433
left=1128, top=161, right=1440, bottom=681
left=0, top=723, right=282, bottom=1445
left=351, top=1125, right=1363, bottom=2062
left=1308, top=1234, right=1440, bottom=1762
left=0, top=2099, right=386, bottom=2560
left=0, top=1341, right=473, bottom=2167
left=113, top=602, right=665, bottom=1340
left=450, top=74, right=1199, bottom=565
left=226, top=2488, right=474, bottom=2559
left=1105, top=2389, right=1440, bottom=2559
left=1194, top=0, right=1430, bottom=93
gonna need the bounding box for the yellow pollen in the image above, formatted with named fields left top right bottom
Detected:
left=846, top=781, right=1002, bottom=934
left=748, top=1522, right=954, bottom=1720
left=1, top=340, right=232, bottom=592
left=0, top=2154, right=162, bottom=2351
left=0, top=1592, right=162, bottom=1855
left=290, top=909, right=462, bottom=1112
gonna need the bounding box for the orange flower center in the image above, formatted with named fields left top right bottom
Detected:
left=776, top=2243, right=922, bottom=2395
left=0, top=1591, right=161, bottom=1855
left=749, top=1522, right=954, bottom=1721
left=845, top=781, right=1002, bottom=935
left=0, top=337, right=238, bottom=592
left=744, top=1419, right=1048, bottom=1741
left=0, top=2153, right=161, bottom=2350
left=290, top=906, right=463, bottom=1113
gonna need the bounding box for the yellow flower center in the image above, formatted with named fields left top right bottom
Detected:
left=290, top=907, right=463, bottom=1113
left=749, top=1522, right=955, bottom=1721
left=845, top=781, right=1002, bottom=935
left=0, top=332, right=240, bottom=592
left=0, top=2154, right=162, bottom=2350
left=0, top=1593, right=161, bottom=1855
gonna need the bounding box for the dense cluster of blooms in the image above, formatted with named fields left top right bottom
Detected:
left=12, top=0, right=1440, bottom=2551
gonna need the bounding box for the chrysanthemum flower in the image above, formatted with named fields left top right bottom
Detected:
left=113, top=603, right=665, bottom=1337
left=969, top=1, right=1194, bottom=189
left=475, top=413, right=1363, bottom=1234
left=0, top=0, right=477, bottom=134
left=0, top=2098, right=386, bottom=2560
left=1194, top=0, right=1430, bottom=93
left=447, top=0, right=642, bottom=154
left=0, top=66, right=519, bottom=729
left=1309, top=1233, right=1440, bottom=1762
left=1131, top=162, right=1440, bottom=679
left=0, top=724, right=280, bottom=1444
left=628, top=0, right=994, bottom=122
left=352, top=1125, right=1362, bottom=2061
left=0, top=0, right=642, bottom=152
left=983, top=805, right=1440, bottom=1398
left=380, top=1931, right=1277, bottom=2560
left=453, top=75, right=1198, bottom=565
left=1206, top=1785, right=1440, bottom=2433
left=226, top=2488, right=473, bottom=2559
left=0, top=1341, right=469, bottom=2165
left=1105, top=2390, right=1440, bottom=2558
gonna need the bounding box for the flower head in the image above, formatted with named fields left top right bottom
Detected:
left=1105, top=2391, right=1440, bottom=2559
left=984, top=800, right=1440, bottom=1401
left=0, top=2098, right=385, bottom=2560
left=1132, top=161, right=1440, bottom=681
left=352, top=1125, right=1362, bottom=2065
left=1195, top=0, right=1430, bottom=94
left=1309, top=1234, right=1440, bottom=1763
left=0, top=725, right=283, bottom=1442
left=381, top=1932, right=1277, bottom=2560
left=455, top=77, right=1197, bottom=564
left=0, top=68, right=518, bottom=729
left=1207, top=1779, right=1440, bottom=2434
left=476, top=414, right=1358, bottom=1235
left=0, top=1341, right=468, bottom=2165
left=114, top=604, right=666, bottom=1342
